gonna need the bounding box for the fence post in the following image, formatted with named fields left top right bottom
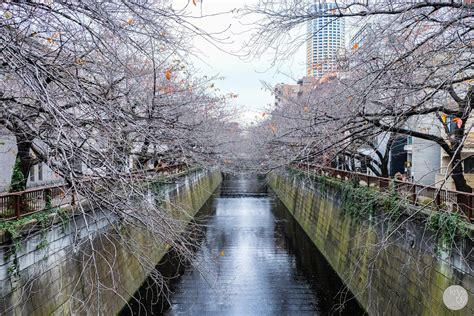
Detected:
left=411, top=185, right=417, bottom=204
left=435, top=190, right=441, bottom=208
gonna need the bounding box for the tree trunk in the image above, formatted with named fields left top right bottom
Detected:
left=380, top=161, right=389, bottom=178
left=12, top=137, right=33, bottom=191
left=451, top=153, right=472, bottom=193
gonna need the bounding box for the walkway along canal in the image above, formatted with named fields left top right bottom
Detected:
left=121, top=174, right=364, bottom=315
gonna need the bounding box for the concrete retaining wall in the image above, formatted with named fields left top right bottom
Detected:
left=0, top=169, right=222, bottom=315
left=268, top=171, right=474, bottom=316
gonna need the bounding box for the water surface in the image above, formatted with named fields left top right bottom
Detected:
left=121, top=174, right=364, bottom=315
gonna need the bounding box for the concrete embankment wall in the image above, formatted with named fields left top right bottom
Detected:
left=0, top=169, right=222, bottom=315
left=268, top=171, right=474, bottom=316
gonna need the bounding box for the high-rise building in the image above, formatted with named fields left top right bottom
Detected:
left=306, top=1, right=345, bottom=78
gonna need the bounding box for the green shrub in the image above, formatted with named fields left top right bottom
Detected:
left=9, top=158, right=25, bottom=192
left=427, top=211, right=468, bottom=252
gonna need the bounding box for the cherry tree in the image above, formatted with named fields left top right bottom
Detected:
left=0, top=0, right=236, bottom=312
left=244, top=0, right=473, bottom=191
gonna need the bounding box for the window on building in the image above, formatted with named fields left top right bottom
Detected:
left=38, top=163, right=43, bottom=181
left=464, top=156, right=474, bottom=173
left=30, top=165, right=35, bottom=182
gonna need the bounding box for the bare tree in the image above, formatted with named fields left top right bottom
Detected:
left=1, top=1, right=237, bottom=313
left=244, top=0, right=473, bottom=191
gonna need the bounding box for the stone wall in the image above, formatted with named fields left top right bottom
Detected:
left=268, top=171, right=474, bottom=316
left=0, top=169, right=222, bottom=315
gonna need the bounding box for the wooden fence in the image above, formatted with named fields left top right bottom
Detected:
left=0, top=164, right=187, bottom=222
left=294, top=164, right=474, bottom=223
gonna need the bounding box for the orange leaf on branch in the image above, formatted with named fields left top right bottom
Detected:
left=165, top=70, right=172, bottom=80
left=453, top=117, right=463, bottom=128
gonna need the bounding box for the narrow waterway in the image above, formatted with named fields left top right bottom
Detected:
left=121, top=174, right=364, bottom=315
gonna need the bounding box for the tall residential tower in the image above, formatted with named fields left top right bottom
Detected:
left=306, top=1, right=345, bottom=78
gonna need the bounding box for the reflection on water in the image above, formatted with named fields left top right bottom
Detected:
left=120, top=174, right=364, bottom=315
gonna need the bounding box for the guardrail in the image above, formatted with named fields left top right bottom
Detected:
left=293, top=164, right=474, bottom=223
left=0, top=164, right=188, bottom=222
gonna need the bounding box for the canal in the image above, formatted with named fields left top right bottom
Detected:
left=121, top=174, right=365, bottom=315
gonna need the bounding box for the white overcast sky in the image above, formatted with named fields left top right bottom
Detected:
left=174, top=0, right=307, bottom=124
left=173, top=0, right=358, bottom=124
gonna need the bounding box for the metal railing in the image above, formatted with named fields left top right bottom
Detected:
left=293, top=164, right=474, bottom=223
left=0, top=164, right=188, bottom=222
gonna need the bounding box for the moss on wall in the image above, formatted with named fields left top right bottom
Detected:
left=268, top=171, right=474, bottom=316
left=0, top=169, right=222, bottom=315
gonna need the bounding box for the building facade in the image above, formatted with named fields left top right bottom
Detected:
left=306, top=1, right=346, bottom=78
left=403, top=114, right=441, bottom=186
left=274, top=77, right=319, bottom=108
left=0, top=128, right=63, bottom=192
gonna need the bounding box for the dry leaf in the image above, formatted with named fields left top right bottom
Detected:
left=441, top=114, right=447, bottom=124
